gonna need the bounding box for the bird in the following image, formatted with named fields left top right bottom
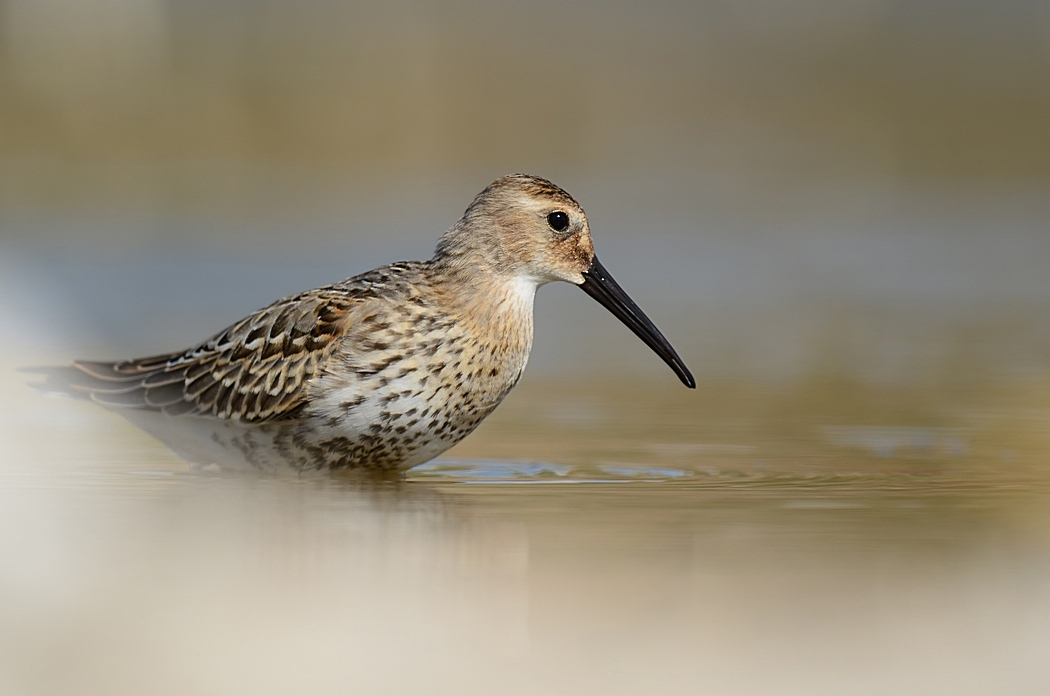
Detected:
left=60, top=175, right=694, bottom=471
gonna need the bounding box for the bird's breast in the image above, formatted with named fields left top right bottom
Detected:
left=302, top=281, right=536, bottom=468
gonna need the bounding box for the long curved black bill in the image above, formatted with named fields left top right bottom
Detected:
left=578, top=256, right=695, bottom=388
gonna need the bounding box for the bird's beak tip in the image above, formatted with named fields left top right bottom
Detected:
left=579, top=256, right=696, bottom=390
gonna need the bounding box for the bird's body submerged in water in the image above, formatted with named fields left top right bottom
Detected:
left=66, top=175, right=694, bottom=471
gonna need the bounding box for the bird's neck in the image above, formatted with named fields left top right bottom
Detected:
left=430, top=266, right=539, bottom=353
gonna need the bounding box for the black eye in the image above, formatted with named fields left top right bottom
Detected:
left=547, top=211, right=570, bottom=232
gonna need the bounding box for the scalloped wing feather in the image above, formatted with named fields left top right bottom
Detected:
left=69, top=262, right=428, bottom=422
left=71, top=288, right=357, bottom=422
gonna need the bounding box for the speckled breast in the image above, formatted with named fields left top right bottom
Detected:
left=284, top=295, right=534, bottom=471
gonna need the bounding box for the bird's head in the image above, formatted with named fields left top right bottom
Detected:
left=435, top=174, right=694, bottom=388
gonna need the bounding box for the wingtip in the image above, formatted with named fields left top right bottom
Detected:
left=72, top=359, right=122, bottom=381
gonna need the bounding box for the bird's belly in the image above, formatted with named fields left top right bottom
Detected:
left=300, top=362, right=523, bottom=470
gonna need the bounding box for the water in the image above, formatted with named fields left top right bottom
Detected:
left=4, top=351, right=1050, bottom=694
left=3, top=193, right=1050, bottom=692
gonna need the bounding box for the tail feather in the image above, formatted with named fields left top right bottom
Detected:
left=141, top=369, right=191, bottom=388
left=90, top=388, right=149, bottom=408
left=142, top=381, right=190, bottom=407
left=75, top=354, right=181, bottom=379
left=70, top=360, right=141, bottom=382
left=27, top=353, right=186, bottom=412
left=112, top=353, right=183, bottom=375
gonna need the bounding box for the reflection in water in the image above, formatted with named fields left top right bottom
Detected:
left=4, top=355, right=1050, bottom=694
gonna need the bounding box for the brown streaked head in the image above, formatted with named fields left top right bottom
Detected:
left=434, top=174, right=695, bottom=389
left=434, top=174, right=594, bottom=284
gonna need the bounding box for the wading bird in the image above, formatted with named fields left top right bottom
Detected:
left=65, top=175, right=694, bottom=470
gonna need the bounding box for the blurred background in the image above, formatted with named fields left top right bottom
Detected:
left=1, top=0, right=1048, bottom=382
left=3, top=3, right=1050, bottom=695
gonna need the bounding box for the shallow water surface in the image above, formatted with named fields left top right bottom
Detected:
left=3, top=357, right=1050, bottom=695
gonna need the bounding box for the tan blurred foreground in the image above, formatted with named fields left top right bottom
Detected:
left=3, top=350, right=1050, bottom=695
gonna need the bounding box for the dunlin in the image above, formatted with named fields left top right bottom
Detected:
left=68, top=175, right=694, bottom=470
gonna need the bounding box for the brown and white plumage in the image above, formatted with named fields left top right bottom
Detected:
left=72, top=263, right=422, bottom=422
left=62, top=175, right=694, bottom=471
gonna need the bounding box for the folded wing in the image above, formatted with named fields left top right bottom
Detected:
left=70, top=287, right=362, bottom=422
